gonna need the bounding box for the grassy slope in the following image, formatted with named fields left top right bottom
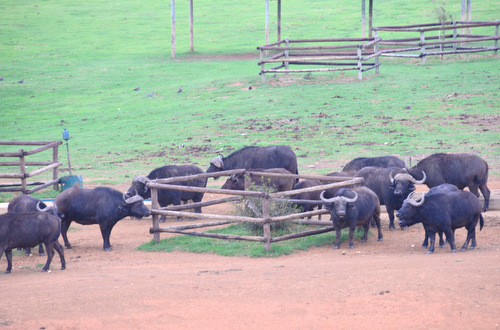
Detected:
left=0, top=0, right=499, bottom=198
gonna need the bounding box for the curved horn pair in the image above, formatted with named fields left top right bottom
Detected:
left=320, top=190, right=359, bottom=203
left=133, top=175, right=149, bottom=184
left=123, top=194, right=144, bottom=204
left=210, top=156, right=224, bottom=169
left=404, top=191, right=426, bottom=207
left=390, top=169, right=426, bottom=184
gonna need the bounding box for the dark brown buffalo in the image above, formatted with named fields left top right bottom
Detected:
left=408, top=153, right=490, bottom=211
left=7, top=195, right=60, bottom=256
left=56, top=187, right=151, bottom=251
left=397, top=189, right=483, bottom=254
left=321, top=186, right=383, bottom=250
left=291, top=179, right=324, bottom=218
left=207, top=145, right=298, bottom=179
left=0, top=211, right=66, bottom=273
left=343, top=156, right=406, bottom=171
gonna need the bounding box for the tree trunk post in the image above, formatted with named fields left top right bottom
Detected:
left=152, top=187, right=160, bottom=243
left=262, top=195, right=271, bottom=252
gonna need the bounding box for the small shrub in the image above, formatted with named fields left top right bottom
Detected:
left=231, top=181, right=300, bottom=235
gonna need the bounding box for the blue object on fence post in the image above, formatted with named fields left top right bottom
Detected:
left=60, top=175, right=83, bottom=191
left=62, top=128, right=72, bottom=176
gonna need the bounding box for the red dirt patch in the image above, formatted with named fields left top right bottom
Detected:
left=2, top=183, right=500, bottom=328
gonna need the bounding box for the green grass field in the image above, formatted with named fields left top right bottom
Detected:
left=1, top=0, right=499, bottom=196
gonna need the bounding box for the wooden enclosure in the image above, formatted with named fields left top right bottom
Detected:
left=0, top=140, right=62, bottom=194
left=374, top=20, right=500, bottom=62
left=257, top=37, right=382, bottom=83
left=147, top=169, right=364, bottom=252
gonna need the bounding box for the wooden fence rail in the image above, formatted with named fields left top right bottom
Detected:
left=0, top=140, right=62, bottom=194
left=374, top=20, right=500, bottom=62
left=147, top=169, right=364, bottom=251
left=257, top=37, right=381, bottom=82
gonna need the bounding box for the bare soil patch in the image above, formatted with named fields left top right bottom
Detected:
left=1, top=182, right=500, bottom=329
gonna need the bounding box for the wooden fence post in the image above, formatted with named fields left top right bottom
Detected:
left=52, top=145, right=59, bottom=191
left=420, top=31, right=426, bottom=63
left=374, top=32, right=380, bottom=74
left=357, top=46, right=363, bottom=80
left=262, top=194, right=271, bottom=251
left=494, top=22, right=499, bottom=56
left=19, top=149, right=27, bottom=194
left=284, top=37, right=289, bottom=74
left=151, top=187, right=160, bottom=243
left=260, top=47, right=266, bottom=83
left=453, top=21, right=457, bottom=52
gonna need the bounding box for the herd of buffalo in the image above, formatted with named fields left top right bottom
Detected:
left=0, top=145, right=492, bottom=274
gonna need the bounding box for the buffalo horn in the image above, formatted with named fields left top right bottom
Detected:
left=36, top=201, right=47, bottom=212
left=124, top=195, right=144, bottom=204
left=405, top=191, right=426, bottom=207
left=320, top=190, right=358, bottom=203
left=391, top=170, right=427, bottom=184
left=210, top=156, right=224, bottom=169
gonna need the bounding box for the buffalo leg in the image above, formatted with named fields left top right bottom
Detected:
left=373, top=212, right=383, bottom=242
left=444, top=230, right=457, bottom=253
left=348, top=226, right=356, bottom=249
left=361, top=223, right=369, bottom=243
left=387, top=207, right=396, bottom=231
left=99, top=223, right=113, bottom=251
left=426, top=232, right=436, bottom=254
left=53, top=241, right=66, bottom=270
left=61, top=219, right=73, bottom=249
left=3, top=249, right=13, bottom=274
left=333, top=226, right=342, bottom=249
left=41, top=242, right=55, bottom=272
left=479, top=183, right=490, bottom=212
left=38, top=244, right=46, bottom=256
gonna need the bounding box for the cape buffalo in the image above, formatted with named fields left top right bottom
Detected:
left=408, top=153, right=490, bottom=211
left=354, top=167, right=426, bottom=230
left=321, top=186, right=383, bottom=249
left=55, top=187, right=151, bottom=251
left=0, top=211, right=66, bottom=273
left=343, top=156, right=406, bottom=171
left=126, top=165, right=207, bottom=221
left=7, top=195, right=61, bottom=256
left=291, top=179, right=324, bottom=219
left=206, top=145, right=298, bottom=179
left=397, top=190, right=483, bottom=254
left=221, top=168, right=295, bottom=192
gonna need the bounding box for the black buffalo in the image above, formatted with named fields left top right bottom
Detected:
left=343, top=156, right=406, bottom=171
left=8, top=195, right=60, bottom=256
left=206, top=145, right=298, bottom=178
left=221, top=168, right=295, bottom=192
left=320, top=187, right=383, bottom=249
left=397, top=190, right=484, bottom=254
left=55, top=187, right=151, bottom=251
left=0, top=211, right=66, bottom=273
left=420, top=184, right=460, bottom=249
left=291, top=179, right=324, bottom=219
left=126, top=165, right=207, bottom=221
left=354, top=166, right=426, bottom=230
left=408, top=153, right=490, bottom=211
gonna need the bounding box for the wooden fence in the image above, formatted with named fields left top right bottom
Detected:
left=257, top=37, right=382, bottom=83
left=147, top=169, right=364, bottom=251
left=0, top=140, right=62, bottom=194
left=374, top=20, right=500, bottom=62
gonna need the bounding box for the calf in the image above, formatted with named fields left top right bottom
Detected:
left=320, top=187, right=383, bottom=249
left=0, top=212, right=66, bottom=273
left=396, top=190, right=483, bottom=254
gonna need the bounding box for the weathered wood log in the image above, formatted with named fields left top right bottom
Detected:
left=270, top=227, right=334, bottom=243
left=150, top=227, right=265, bottom=242
left=151, top=168, right=245, bottom=184
left=162, top=195, right=241, bottom=211
left=156, top=220, right=233, bottom=231
left=26, top=162, right=62, bottom=177
left=24, top=141, right=62, bottom=156
left=152, top=209, right=265, bottom=224
left=0, top=140, right=60, bottom=146
left=27, top=178, right=60, bottom=194
left=0, top=161, right=54, bottom=166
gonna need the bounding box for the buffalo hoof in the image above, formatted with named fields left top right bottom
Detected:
left=400, top=226, right=408, bottom=231
left=332, top=245, right=339, bottom=250
left=39, top=253, right=46, bottom=256
left=104, top=247, right=113, bottom=252
left=61, top=265, right=66, bottom=270
left=389, top=226, right=396, bottom=231
left=4, top=270, right=11, bottom=274
left=426, top=250, right=434, bottom=254
left=469, top=246, right=476, bottom=250
left=450, top=249, right=457, bottom=253
left=65, top=245, right=73, bottom=249
left=421, top=245, right=428, bottom=249
left=377, top=238, right=383, bottom=242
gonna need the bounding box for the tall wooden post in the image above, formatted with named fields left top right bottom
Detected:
left=277, top=0, right=281, bottom=42
left=362, top=0, right=366, bottom=38
left=262, top=194, right=271, bottom=252
left=265, top=0, right=269, bottom=46
left=494, top=22, right=499, bottom=56
left=368, top=0, right=373, bottom=38
left=420, top=31, right=426, bottom=63
left=171, top=0, right=176, bottom=58
left=151, top=187, right=160, bottom=243
left=52, top=145, right=59, bottom=191
left=19, top=149, right=27, bottom=194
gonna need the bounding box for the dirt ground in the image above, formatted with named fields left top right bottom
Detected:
left=1, top=181, right=500, bottom=329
